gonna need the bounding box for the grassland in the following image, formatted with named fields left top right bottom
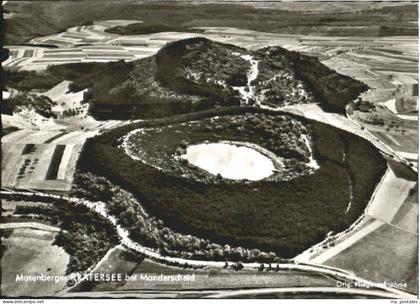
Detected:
left=118, top=259, right=339, bottom=291
left=390, top=183, right=418, bottom=234
left=325, top=223, right=417, bottom=294
left=2, top=193, right=120, bottom=275
left=71, top=247, right=340, bottom=293
left=75, top=107, right=387, bottom=258
left=70, top=246, right=145, bottom=292
left=1, top=228, right=69, bottom=297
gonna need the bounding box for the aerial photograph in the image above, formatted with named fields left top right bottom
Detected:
left=0, top=0, right=418, bottom=301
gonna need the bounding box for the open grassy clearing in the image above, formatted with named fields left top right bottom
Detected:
left=321, top=40, right=417, bottom=119
left=396, top=96, right=418, bottom=113
left=69, top=246, right=145, bottom=292
left=365, top=168, right=417, bottom=223
left=1, top=143, right=26, bottom=187
left=371, top=130, right=418, bottom=154
left=1, top=126, right=20, bottom=137
left=1, top=193, right=120, bottom=276
left=1, top=200, right=51, bottom=218
left=306, top=163, right=416, bottom=275
left=1, top=125, right=98, bottom=194
left=350, top=106, right=418, bottom=165
left=2, top=130, right=67, bottom=144
left=117, top=259, right=339, bottom=291
left=74, top=252, right=341, bottom=293
left=390, top=183, right=418, bottom=234
left=324, top=223, right=417, bottom=294
left=1, top=228, right=69, bottom=297
left=39, top=80, right=90, bottom=120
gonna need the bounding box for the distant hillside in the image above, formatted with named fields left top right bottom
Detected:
left=5, top=38, right=368, bottom=119
left=4, top=1, right=417, bottom=45
left=242, top=1, right=417, bottom=13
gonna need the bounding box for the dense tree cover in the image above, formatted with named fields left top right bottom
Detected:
left=11, top=197, right=119, bottom=274
left=2, top=92, right=56, bottom=117
left=255, top=47, right=369, bottom=114
left=310, top=123, right=388, bottom=220
left=4, top=61, right=133, bottom=94
left=71, top=173, right=285, bottom=264
left=1, top=126, right=19, bottom=137
left=105, top=23, right=205, bottom=35
left=154, top=37, right=244, bottom=102
left=122, top=113, right=313, bottom=183
left=383, top=155, right=418, bottom=182
left=75, top=108, right=387, bottom=258
left=252, top=51, right=316, bottom=107
left=5, top=38, right=368, bottom=120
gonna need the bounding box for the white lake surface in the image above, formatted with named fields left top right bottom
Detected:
left=181, top=143, right=275, bottom=180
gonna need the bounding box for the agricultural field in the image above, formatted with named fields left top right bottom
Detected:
left=4, top=27, right=419, bottom=74
left=298, top=166, right=418, bottom=294
left=324, top=223, right=417, bottom=294
left=70, top=245, right=145, bottom=292
left=1, top=77, right=128, bottom=193
left=119, top=259, right=339, bottom=291
left=1, top=141, right=84, bottom=193
left=319, top=35, right=418, bottom=168
left=1, top=193, right=120, bottom=278
left=0, top=228, right=70, bottom=297
left=1, top=1, right=418, bottom=299
left=71, top=246, right=341, bottom=293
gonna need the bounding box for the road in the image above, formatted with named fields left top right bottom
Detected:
left=366, top=168, right=416, bottom=223
left=280, top=103, right=416, bottom=172
left=65, top=286, right=403, bottom=299
left=205, top=286, right=404, bottom=299
left=0, top=222, right=60, bottom=232
left=1, top=189, right=415, bottom=299
left=310, top=220, right=384, bottom=264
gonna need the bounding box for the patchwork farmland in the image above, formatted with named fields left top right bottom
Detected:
left=1, top=1, right=418, bottom=298
left=1, top=73, right=131, bottom=193
left=1, top=141, right=83, bottom=193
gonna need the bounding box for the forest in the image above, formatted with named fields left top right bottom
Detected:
left=75, top=108, right=387, bottom=258
left=4, top=38, right=369, bottom=120
left=122, top=112, right=313, bottom=183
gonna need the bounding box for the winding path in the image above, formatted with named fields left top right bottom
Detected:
left=232, top=54, right=259, bottom=105
left=0, top=189, right=415, bottom=299
left=0, top=222, right=60, bottom=232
